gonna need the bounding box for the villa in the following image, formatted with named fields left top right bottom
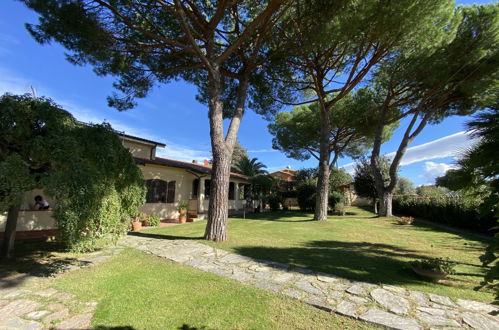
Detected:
left=0, top=132, right=251, bottom=240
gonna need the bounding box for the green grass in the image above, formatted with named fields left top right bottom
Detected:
left=142, top=206, right=493, bottom=303
left=49, top=249, right=373, bottom=329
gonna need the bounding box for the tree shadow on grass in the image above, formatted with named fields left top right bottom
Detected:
left=0, top=241, right=84, bottom=289
left=232, top=240, right=460, bottom=287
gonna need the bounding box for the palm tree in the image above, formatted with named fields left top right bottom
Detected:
left=232, top=155, right=268, bottom=177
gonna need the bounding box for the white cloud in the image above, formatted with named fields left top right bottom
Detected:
left=156, top=143, right=211, bottom=162
left=341, top=131, right=478, bottom=174
left=248, top=149, right=277, bottom=153
left=421, top=161, right=458, bottom=183
left=385, top=131, right=477, bottom=166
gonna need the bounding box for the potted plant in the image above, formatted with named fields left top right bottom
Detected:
left=396, top=216, right=414, bottom=225
left=131, top=216, right=142, bottom=232
left=410, top=257, right=456, bottom=281
left=138, top=212, right=149, bottom=226
left=178, top=200, right=189, bottom=224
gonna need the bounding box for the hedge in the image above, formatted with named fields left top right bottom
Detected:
left=392, top=195, right=495, bottom=234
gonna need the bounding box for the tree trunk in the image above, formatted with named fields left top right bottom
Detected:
left=205, top=148, right=231, bottom=242
left=1, top=204, right=20, bottom=259
left=314, top=158, right=330, bottom=221
left=373, top=198, right=378, bottom=214
left=378, top=192, right=393, bottom=217
left=313, top=82, right=332, bottom=221
left=204, top=65, right=230, bottom=242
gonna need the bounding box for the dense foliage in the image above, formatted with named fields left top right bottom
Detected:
left=393, top=196, right=494, bottom=234
left=0, top=94, right=145, bottom=254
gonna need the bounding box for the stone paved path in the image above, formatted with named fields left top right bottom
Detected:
left=122, top=235, right=499, bottom=330
left=0, top=246, right=123, bottom=330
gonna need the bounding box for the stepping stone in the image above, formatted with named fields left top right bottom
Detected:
left=0, top=316, right=43, bottom=329
left=409, top=290, right=430, bottom=307
left=417, top=307, right=446, bottom=316
left=317, top=273, right=339, bottom=283
left=54, top=292, right=76, bottom=301
left=457, top=299, right=499, bottom=314
left=382, top=285, right=407, bottom=295
left=3, top=289, right=31, bottom=298
left=46, top=303, right=66, bottom=311
left=44, top=308, right=70, bottom=324
left=348, top=295, right=369, bottom=304
left=294, top=281, right=323, bottom=296
left=462, top=312, right=499, bottom=330
left=253, top=281, right=281, bottom=293
left=335, top=300, right=358, bottom=317
left=417, top=311, right=460, bottom=327
left=272, top=272, right=294, bottom=283
left=230, top=272, right=253, bottom=282
left=429, top=293, right=456, bottom=307
left=371, top=288, right=410, bottom=315
left=25, top=310, right=51, bottom=320
left=54, top=313, right=93, bottom=329
left=33, top=288, right=58, bottom=297
left=304, top=295, right=331, bottom=311
left=0, top=299, right=40, bottom=318
left=360, top=309, right=422, bottom=330
left=346, top=284, right=368, bottom=296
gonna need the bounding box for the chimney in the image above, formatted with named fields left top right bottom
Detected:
left=204, top=159, right=210, bottom=166
left=192, top=160, right=197, bottom=164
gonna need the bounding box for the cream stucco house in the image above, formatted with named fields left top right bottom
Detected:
left=0, top=132, right=251, bottom=240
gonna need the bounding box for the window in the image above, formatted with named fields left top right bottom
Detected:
left=192, top=179, right=199, bottom=198
left=204, top=179, right=211, bottom=198
left=167, top=181, right=175, bottom=203
left=145, top=179, right=175, bottom=203
left=228, top=182, right=235, bottom=200
left=145, top=179, right=167, bottom=203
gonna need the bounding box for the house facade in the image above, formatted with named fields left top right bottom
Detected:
left=0, top=132, right=251, bottom=239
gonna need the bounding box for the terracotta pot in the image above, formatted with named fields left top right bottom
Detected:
left=179, top=209, right=188, bottom=216
left=179, top=214, right=187, bottom=224
left=132, top=221, right=142, bottom=232
left=411, top=265, right=448, bottom=281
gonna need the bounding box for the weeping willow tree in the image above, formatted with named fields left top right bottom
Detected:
left=0, top=94, right=145, bottom=257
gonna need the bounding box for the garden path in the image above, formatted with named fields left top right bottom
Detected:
left=122, top=234, right=499, bottom=330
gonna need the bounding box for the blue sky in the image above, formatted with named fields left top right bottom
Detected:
left=0, top=0, right=492, bottom=186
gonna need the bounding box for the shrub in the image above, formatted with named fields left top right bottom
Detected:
left=411, top=257, right=456, bottom=275
left=267, top=195, right=281, bottom=211
left=334, top=202, right=346, bottom=216
left=297, top=183, right=316, bottom=211
left=147, top=214, right=161, bottom=226
left=393, top=195, right=494, bottom=234
left=328, top=191, right=344, bottom=209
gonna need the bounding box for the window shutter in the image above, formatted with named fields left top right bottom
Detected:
left=157, top=180, right=168, bottom=203
left=228, top=182, right=235, bottom=200
left=145, top=180, right=155, bottom=203
left=167, top=181, right=176, bottom=203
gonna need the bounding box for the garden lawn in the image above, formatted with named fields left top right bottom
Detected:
left=48, top=249, right=372, bottom=329
left=143, top=207, right=493, bottom=303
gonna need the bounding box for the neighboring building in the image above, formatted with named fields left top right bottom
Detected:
left=337, top=182, right=370, bottom=207
left=0, top=131, right=251, bottom=240
left=269, top=167, right=298, bottom=208
left=269, top=167, right=297, bottom=185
